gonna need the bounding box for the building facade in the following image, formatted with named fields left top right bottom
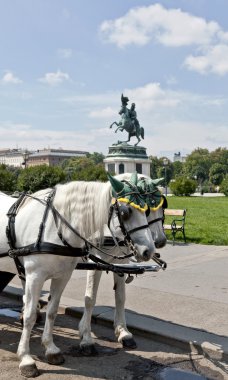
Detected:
left=0, top=148, right=89, bottom=168
left=0, top=149, right=25, bottom=167
left=173, top=152, right=186, bottom=163
left=27, top=148, right=88, bottom=167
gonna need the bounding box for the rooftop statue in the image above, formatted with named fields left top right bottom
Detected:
left=110, top=94, right=144, bottom=146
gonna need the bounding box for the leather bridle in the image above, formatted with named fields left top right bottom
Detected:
left=107, top=199, right=150, bottom=258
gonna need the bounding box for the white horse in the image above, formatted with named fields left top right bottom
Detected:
left=79, top=174, right=167, bottom=353
left=0, top=174, right=156, bottom=377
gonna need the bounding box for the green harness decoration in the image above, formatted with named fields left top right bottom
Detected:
left=137, top=177, right=164, bottom=210
left=107, top=172, right=147, bottom=211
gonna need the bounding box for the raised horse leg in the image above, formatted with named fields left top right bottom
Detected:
left=41, top=273, right=73, bottom=364
left=79, top=269, right=102, bottom=354
left=17, top=272, right=45, bottom=378
left=113, top=273, right=137, bottom=348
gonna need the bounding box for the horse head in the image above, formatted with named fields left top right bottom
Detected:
left=138, top=177, right=167, bottom=249
left=107, top=173, right=156, bottom=262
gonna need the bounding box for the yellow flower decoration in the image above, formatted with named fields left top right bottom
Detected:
left=150, top=197, right=164, bottom=211
left=112, top=197, right=148, bottom=212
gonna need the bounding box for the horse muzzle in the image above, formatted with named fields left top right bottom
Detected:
left=134, top=243, right=156, bottom=262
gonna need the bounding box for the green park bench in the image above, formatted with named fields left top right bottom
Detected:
left=163, top=209, right=187, bottom=245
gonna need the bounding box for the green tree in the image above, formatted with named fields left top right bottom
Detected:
left=17, top=165, right=66, bottom=192
left=0, top=164, right=17, bottom=192
left=220, top=175, right=228, bottom=196
left=173, top=161, right=184, bottom=178
left=157, top=158, right=173, bottom=185
left=170, top=177, right=197, bottom=196
left=184, top=148, right=211, bottom=183
left=86, top=152, right=105, bottom=164
left=210, top=147, right=228, bottom=166
left=149, top=156, right=161, bottom=178
left=209, top=163, right=226, bottom=185
left=63, top=157, right=107, bottom=182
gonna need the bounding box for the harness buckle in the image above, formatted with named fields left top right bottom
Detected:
left=8, top=249, right=17, bottom=258
left=8, top=248, right=31, bottom=258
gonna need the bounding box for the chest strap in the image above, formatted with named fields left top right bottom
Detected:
left=8, top=242, right=88, bottom=259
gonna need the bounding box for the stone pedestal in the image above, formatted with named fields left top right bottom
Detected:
left=104, top=143, right=150, bottom=176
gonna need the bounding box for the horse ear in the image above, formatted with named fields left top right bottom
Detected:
left=130, top=172, right=138, bottom=186
left=150, top=178, right=164, bottom=186
left=107, top=173, right=125, bottom=195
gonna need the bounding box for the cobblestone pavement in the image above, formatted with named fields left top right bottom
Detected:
left=0, top=295, right=227, bottom=380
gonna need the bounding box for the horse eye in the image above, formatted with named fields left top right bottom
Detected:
left=119, top=205, right=132, bottom=221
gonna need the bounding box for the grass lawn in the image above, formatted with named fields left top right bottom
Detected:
left=164, top=196, right=228, bottom=245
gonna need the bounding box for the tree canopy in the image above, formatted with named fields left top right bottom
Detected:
left=17, top=165, right=66, bottom=192
left=1, top=148, right=228, bottom=195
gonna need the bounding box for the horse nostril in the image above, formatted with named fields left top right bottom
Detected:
left=142, top=249, right=150, bottom=262
left=155, top=238, right=167, bottom=249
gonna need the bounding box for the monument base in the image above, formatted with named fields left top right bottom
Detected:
left=104, top=143, right=151, bottom=176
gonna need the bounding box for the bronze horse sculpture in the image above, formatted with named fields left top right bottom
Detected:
left=110, top=94, right=144, bottom=146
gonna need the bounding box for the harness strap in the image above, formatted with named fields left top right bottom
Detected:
left=148, top=217, right=164, bottom=225
left=8, top=242, right=88, bottom=258
left=6, top=192, right=28, bottom=280
left=34, top=189, right=56, bottom=248
left=127, top=224, right=150, bottom=235
left=50, top=203, right=133, bottom=260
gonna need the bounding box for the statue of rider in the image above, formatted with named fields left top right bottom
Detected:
left=109, top=93, right=144, bottom=145
left=129, top=103, right=140, bottom=133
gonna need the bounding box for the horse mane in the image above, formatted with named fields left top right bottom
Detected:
left=53, top=181, right=112, bottom=244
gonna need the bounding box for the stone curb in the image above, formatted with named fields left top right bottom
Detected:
left=3, top=285, right=228, bottom=363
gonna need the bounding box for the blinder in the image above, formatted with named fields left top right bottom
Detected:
left=162, top=195, right=168, bottom=209
left=118, top=204, right=132, bottom=221
left=145, top=207, right=150, bottom=217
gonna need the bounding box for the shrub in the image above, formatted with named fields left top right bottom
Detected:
left=170, top=177, right=197, bottom=196
left=0, top=164, right=17, bottom=192
left=17, top=165, right=66, bottom=192
left=220, top=175, right=228, bottom=196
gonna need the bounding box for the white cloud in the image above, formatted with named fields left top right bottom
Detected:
left=100, top=4, right=220, bottom=48
left=1, top=71, right=23, bottom=84
left=57, top=48, right=73, bottom=59
left=89, top=107, right=116, bottom=119
left=1, top=82, right=228, bottom=159
left=144, top=120, right=228, bottom=158
left=184, top=44, right=228, bottom=75
left=100, top=3, right=228, bottom=77
left=38, top=70, right=70, bottom=85
left=63, top=83, right=181, bottom=114
left=166, top=76, right=178, bottom=86
left=0, top=122, right=93, bottom=151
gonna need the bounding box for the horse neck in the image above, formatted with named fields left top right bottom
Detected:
left=120, top=105, right=129, bottom=116
left=53, top=181, right=112, bottom=243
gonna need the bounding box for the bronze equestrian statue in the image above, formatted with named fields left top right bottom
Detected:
left=110, top=94, right=144, bottom=146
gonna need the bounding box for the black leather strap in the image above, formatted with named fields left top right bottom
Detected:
left=8, top=242, right=88, bottom=258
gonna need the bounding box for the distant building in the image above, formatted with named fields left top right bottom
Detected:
left=0, top=149, right=25, bottom=167
left=173, top=152, right=186, bottom=163
left=0, top=147, right=89, bottom=168
left=27, top=148, right=88, bottom=167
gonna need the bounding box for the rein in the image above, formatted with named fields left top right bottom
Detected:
left=107, top=195, right=149, bottom=259
left=5, top=188, right=142, bottom=267
left=5, top=183, right=167, bottom=274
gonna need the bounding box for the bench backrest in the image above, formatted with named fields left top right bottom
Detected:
left=164, top=209, right=186, bottom=217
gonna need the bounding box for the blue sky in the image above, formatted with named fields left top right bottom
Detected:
left=1, top=0, right=228, bottom=159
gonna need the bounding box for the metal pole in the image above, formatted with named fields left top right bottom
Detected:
left=165, top=166, right=167, bottom=196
